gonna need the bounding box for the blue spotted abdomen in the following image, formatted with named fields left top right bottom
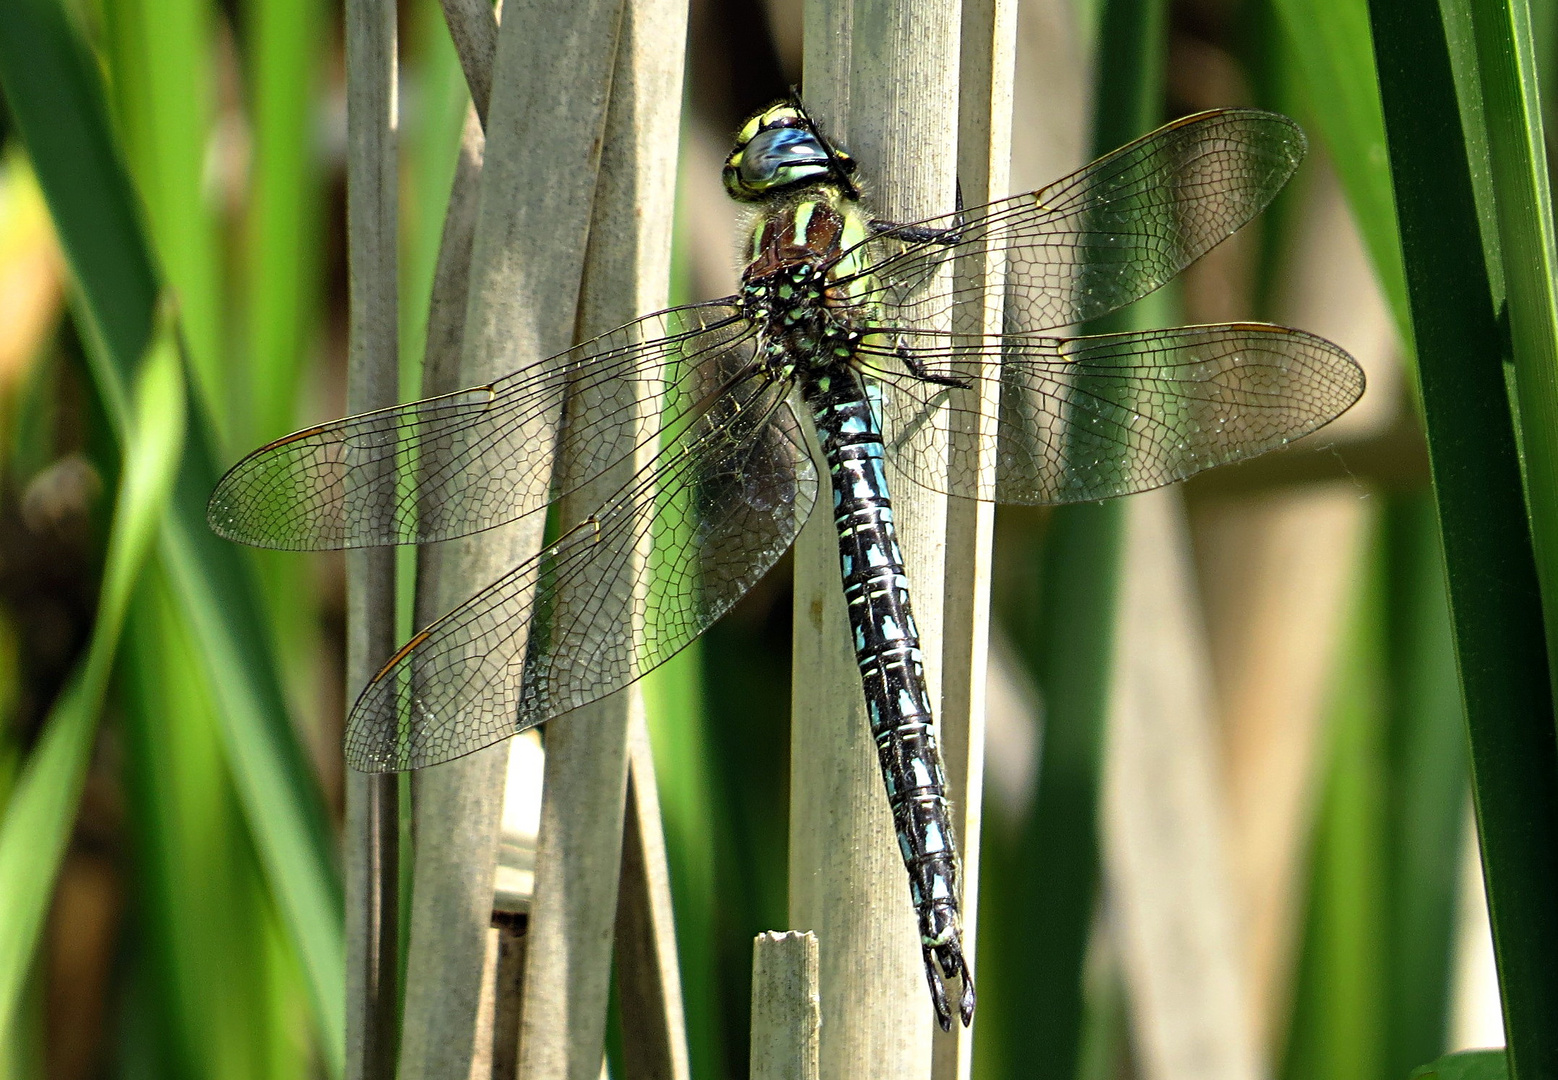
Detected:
left=800, top=364, right=972, bottom=1022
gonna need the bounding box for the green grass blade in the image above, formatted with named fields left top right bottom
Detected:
left=0, top=0, right=157, bottom=427
left=1461, top=0, right=1558, bottom=707
left=1414, top=1050, right=1512, bottom=1080
left=98, top=0, right=226, bottom=441
left=0, top=311, right=185, bottom=1031
left=154, top=420, right=346, bottom=1076
left=243, top=0, right=324, bottom=448
left=642, top=644, right=726, bottom=1076
left=1367, top=0, right=1558, bottom=1074
left=1278, top=429, right=1469, bottom=1080
left=120, top=561, right=312, bottom=1080
left=0, top=0, right=346, bottom=1069
left=1268, top=0, right=1412, bottom=348
left=240, top=0, right=331, bottom=768
left=399, top=0, right=467, bottom=404
left=240, top=0, right=332, bottom=752
left=1281, top=518, right=1386, bottom=1080
left=1382, top=493, right=1469, bottom=1079
left=984, top=504, right=1124, bottom=1080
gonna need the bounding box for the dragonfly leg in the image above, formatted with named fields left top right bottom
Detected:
left=869, top=180, right=966, bottom=246
left=870, top=219, right=962, bottom=245
left=890, top=334, right=971, bottom=389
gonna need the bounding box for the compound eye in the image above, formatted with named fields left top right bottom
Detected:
left=740, top=126, right=829, bottom=187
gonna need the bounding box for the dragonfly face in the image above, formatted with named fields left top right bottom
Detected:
left=208, top=100, right=1366, bottom=1035
left=730, top=108, right=900, bottom=391
left=722, top=102, right=858, bottom=200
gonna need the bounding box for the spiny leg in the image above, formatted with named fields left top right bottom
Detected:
left=887, top=333, right=971, bottom=389
left=870, top=179, right=967, bottom=245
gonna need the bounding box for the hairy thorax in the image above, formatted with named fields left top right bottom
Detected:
left=738, top=189, right=878, bottom=378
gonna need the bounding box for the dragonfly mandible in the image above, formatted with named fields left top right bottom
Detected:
left=208, top=101, right=1365, bottom=1030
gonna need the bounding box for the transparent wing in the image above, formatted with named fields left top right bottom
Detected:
left=840, top=110, right=1305, bottom=334
left=862, top=323, right=1364, bottom=505
left=207, top=303, right=755, bottom=551
left=343, top=375, right=817, bottom=771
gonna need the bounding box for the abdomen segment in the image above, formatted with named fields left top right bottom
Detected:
left=803, top=364, right=975, bottom=1029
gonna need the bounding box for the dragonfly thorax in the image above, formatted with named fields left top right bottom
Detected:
left=741, top=262, right=862, bottom=376
left=741, top=193, right=873, bottom=376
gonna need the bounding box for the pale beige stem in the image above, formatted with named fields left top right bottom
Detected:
left=1104, top=490, right=1260, bottom=1080
left=932, top=0, right=1016, bottom=1074
left=342, top=0, right=400, bottom=1073
left=792, top=3, right=961, bottom=1074
left=751, top=932, right=822, bottom=1080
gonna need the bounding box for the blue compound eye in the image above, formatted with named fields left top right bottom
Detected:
left=739, top=126, right=830, bottom=187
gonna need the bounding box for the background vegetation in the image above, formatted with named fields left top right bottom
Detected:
left=0, top=0, right=1553, bottom=1077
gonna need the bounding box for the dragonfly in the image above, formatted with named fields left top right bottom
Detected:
left=208, top=101, right=1364, bottom=1031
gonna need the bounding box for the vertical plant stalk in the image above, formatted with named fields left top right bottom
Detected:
left=342, top=0, right=401, bottom=1076
left=439, top=0, right=498, bottom=126
left=750, top=932, right=822, bottom=1080
left=432, top=11, right=694, bottom=1065
left=793, top=0, right=961, bottom=1072
left=612, top=712, right=693, bottom=1080
left=1464, top=0, right=1558, bottom=707
left=932, top=0, right=1016, bottom=1076
left=410, top=1, right=695, bottom=1066
left=1367, top=1, right=1558, bottom=1075
left=1103, top=491, right=1261, bottom=1080
left=396, top=97, right=493, bottom=1077
left=514, top=0, right=687, bottom=1071
left=397, top=0, right=624, bottom=1072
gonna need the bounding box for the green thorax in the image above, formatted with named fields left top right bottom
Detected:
left=738, top=187, right=883, bottom=375
left=744, top=187, right=873, bottom=291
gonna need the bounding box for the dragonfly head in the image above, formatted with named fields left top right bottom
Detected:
left=724, top=101, right=858, bottom=202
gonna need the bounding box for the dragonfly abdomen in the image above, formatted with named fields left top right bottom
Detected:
left=801, top=364, right=975, bottom=1030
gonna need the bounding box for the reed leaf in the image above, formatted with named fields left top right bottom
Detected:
left=0, top=0, right=346, bottom=1066
left=0, top=310, right=184, bottom=1030
left=1368, top=0, right=1558, bottom=1075
left=1458, top=0, right=1558, bottom=703
left=1413, top=1050, right=1512, bottom=1080
left=1267, top=0, right=1411, bottom=346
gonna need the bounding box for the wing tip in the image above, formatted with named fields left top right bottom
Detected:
left=204, top=484, right=316, bottom=550
left=205, top=482, right=256, bottom=545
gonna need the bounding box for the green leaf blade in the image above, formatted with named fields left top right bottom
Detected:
left=1367, top=0, right=1558, bottom=1074
left=0, top=0, right=346, bottom=1069
left=0, top=310, right=185, bottom=1030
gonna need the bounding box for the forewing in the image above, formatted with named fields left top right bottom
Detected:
left=843, top=110, right=1305, bottom=334
left=864, top=323, right=1364, bottom=505
left=343, top=376, right=817, bottom=771
left=207, top=303, right=754, bottom=550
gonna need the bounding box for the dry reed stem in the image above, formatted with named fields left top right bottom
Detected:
left=342, top=0, right=401, bottom=1073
